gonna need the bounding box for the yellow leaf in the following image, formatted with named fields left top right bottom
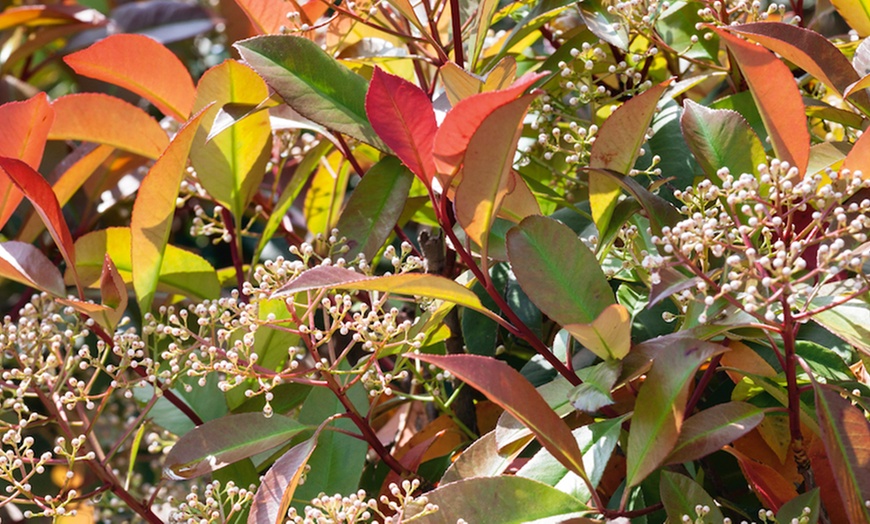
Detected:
left=831, top=0, right=870, bottom=36
left=564, top=303, right=632, bottom=360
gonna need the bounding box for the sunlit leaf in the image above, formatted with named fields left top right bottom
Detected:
left=842, top=127, right=870, bottom=177
left=49, top=93, right=169, bottom=160
left=625, top=337, right=727, bottom=488
left=335, top=156, right=414, bottom=262
left=413, top=353, right=589, bottom=481
left=0, top=241, right=65, bottom=296
left=680, top=99, right=766, bottom=179
left=248, top=436, right=318, bottom=524
left=440, top=62, right=484, bottom=105
left=660, top=471, right=724, bottom=523
left=235, top=35, right=386, bottom=149
left=714, top=28, right=810, bottom=173
left=568, top=360, right=620, bottom=413
left=588, top=80, right=670, bottom=234
left=724, top=445, right=799, bottom=512
left=440, top=430, right=530, bottom=484
left=365, top=68, right=438, bottom=183
left=665, top=401, right=764, bottom=464
left=163, top=413, right=307, bottom=480
left=64, top=34, right=195, bottom=121
left=0, top=4, right=103, bottom=31
left=830, top=0, right=870, bottom=36
left=233, top=0, right=304, bottom=34
left=564, top=303, right=631, bottom=361
left=303, top=149, right=350, bottom=237
left=132, top=107, right=211, bottom=313
left=62, top=253, right=129, bottom=332
left=577, top=0, right=628, bottom=49
left=655, top=1, right=719, bottom=62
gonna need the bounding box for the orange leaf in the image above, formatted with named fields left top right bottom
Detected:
left=0, top=93, right=54, bottom=228
left=724, top=446, right=798, bottom=511
left=50, top=94, right=169, bottom=160
left=233, top=0, right=300, bottom=33
left=842, top=126, right=870, bottom=177
left=64, top=34, right=195, bottom=121
left=714, top=28, right=810, bottom=173
left=0, top=4, right=103, bottom=31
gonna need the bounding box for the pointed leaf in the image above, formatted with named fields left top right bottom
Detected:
left=580, top=167, right=681, bottom=236
left=830, top=0, right=870, bottom=36
left=335, top=156, right=414, bottom=261
left=578, top=0, right=629, bottom=50
left=441, top=62, right=484, bottom=105
left=235, top=35, right=386, bottom=149
left=247, top=436, right=318, bottom=524
left=191, top=60, right=272, bottom=217
left=564, top=303, right=631, bottom=361
left=588, top=80, right=670, bottom=233
left=440, top=430, right=530, bottom=484
left=0, top=94, right=54, bottom=228
left=164, top=413, right=307, bottom=480
left=660, top=471, right=725, bottom=523
left=842, top=126, right=870, bottom=177
left=625, top=338, right=727, bottom=487
left=49, top=93, right=169, bottom=160
left=506, top=215, right=613, bottom=327
left=665, top=401, right=764, bottom=464
left=365, top=68, right=437, bottom=183
left=413, top=353, right=589, bottom=481
left=132, top=107, right=211, bottom=313
left=64, top=34, right=195, bottom=121
left=724, top=446, right=799, bottom=511
left=680, top=99, right=766, bottom=179
left=455, top=94, right=537, bottom=259
left=100, top=253, right=127, bottom=312
left=0, top=241, right=65, bottom=296
left=813, top=383, right=870, bottom=522
left=231, top=0, right=297, bottom=34
left=714, top=28, right=810, bottom=173
left=568, top=360, right=621, bottom=413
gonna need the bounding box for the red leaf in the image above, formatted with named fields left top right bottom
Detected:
left=433, top=72, right=546, bottom=180
left=842, top=127, right=870, bottom=176
left=0, top=93, right=54, bottom=228
left=366, top=68, right=438, bottom=184
left=725, top=446, right=799, bottom=512
left=248, top=436, right=318, bottom=524
left=714, top=28, right=810, bottom=173
left=64, top=34, right=196, bottom=121
left=0, top=158, right=80, bottom=294
left=0, top=241, right=65, bottom=297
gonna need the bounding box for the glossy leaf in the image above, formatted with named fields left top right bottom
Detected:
left=66, top=253, right=129, bottom=332
left=413, top=353, right=589, bottom=482
left=660, top=471, right=724, bottom=523
left=49, top=94, right=169, bottom=160
left=776, top=488, right=820, bottom=524
left=440, top=430, right=530, bottom=484
left=365, top=68, right=438, bottom=183
left=564, top=303, right=631, bottom=361
left=507, top=215, right=613, bottom=327
left=233, top=0, right=301, bottom=34
left=0, top=4, right=104, bottom=31
left=335, top=156, right=414, bottom=261
left=813, top=383, right=870, bottom=522
left=64, top=34, right=195, bottom=121
left=625, top=338, right=727, bottom=488
left=841, top=127, right=870, bottom=177
left=68, top=227, right=220, bottom=301
left=577, top=0, right=629, bottom=49
left=247, top=436, right=318, bottom=524
left=724, top=446, right=799, bottom=511
left=579, top=167, right=680, bottom=236
left=235, top=35, right=386, bottom=149
left=655, top=2, right=718, bottom=62
left=0, top=93, right=54, bottom=228
left=714, top=28, right=810, bottom=173
left=440, top=62, right=484, bottom=105
left=303, top=149, right=350, bottom=237
left=191, top=60, right=272, bottom=217
left=163, top=413, right=307, bottom=480
left=0, top=241, right=65, bottom=297
left=406, top=476, right=588, bottom=523
left=680, top=99, right=766, bottom=179
left=830, top=0, right=870, bottom=36
left=456, top=94, right=537, bottom=259
left=131, top=107, right=210, bottom=313
left=665, top=401, right=764, bottom=464
left=807, top=296, right=870, bottom=356
left=568, top=360, right=621, bottom=413
left=588, top=80, right=670, bottom=233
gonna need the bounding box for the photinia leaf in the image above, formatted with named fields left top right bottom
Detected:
left=233, top=0, right=303, bottom=34
left=568, top=360, right=621, bottom=413
left=64, top=34, right=195, bottom=121
left=842, top=128, right=870, bottom=177
left=577, top=0, right=629, bottom=50
left=813, top=383, right=870, bottom=522
left=440, top=63, right=484, bottom=106
left=190, top=60, right=272, bottom=217
left=506, top=215, right=614, bottom=327
left=660, top=471, right=725, bottom=523
left=0, top=157, right=80, bottom=293
left=665, top=401, right=765, bottom=465
left=163, top=413, right=307, bottom=480
left=440, top=430, right=531, bottom=484
left=0, top=241, right=65, bottom=297
left=776, top=488, right=821, bottom=524
left=365, top=68, right=438, bottom=183
left=655, top=1, right=719, bottom=62
left=495, top=377, right=575, bottom=451
left=132, top=107, right=211, bottom=314
left=625, top=337, right=728, bottom=488
left=0, top=93, right=54, bottom=228
left=680, top=99, right=767, bottom=179
left=49, top=93, right=169, bottom=160
left=303, top=149, right=350, bottom=237
left=483, top=56, right=518, bottom=92
left=724, top=445, right=799, bottom=512
left=413, top=353, right=590, bottom=482
left=563, top=303, right=632, bottom=361
left=714, top=28, right=810, bottom=173
left=830, top=0, right=870, bottom=36
left=335, top=156, right=414, bottom=262
left=455, top=94, right=538, bottom=261
left=67, top=227, right=220, bottom=301
left=588, top=79, right=670, bottom=235
left=0, top=4, right=104, bottom=31
left=247, top=435, right=318, bottom=524
left=235, top=35, right=386, bottom=150
left=100, top=253, right=126, bottom=311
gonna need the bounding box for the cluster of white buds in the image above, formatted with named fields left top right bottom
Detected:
left=285, top=481, right=439, bottom=523
left=167, top=480, right=255, bottom=524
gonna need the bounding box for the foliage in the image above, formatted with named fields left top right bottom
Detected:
left=1, top=0, right=870, bottom=523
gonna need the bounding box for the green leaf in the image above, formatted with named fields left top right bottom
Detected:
left=577, top=0, right=629, bottom=50
left=507, top=215, right=613, bottom=327
left=248, top=436, right=318, bottom=524
left=659, top=471, right=725, bottom=523
left=405, top=476, right=589, bottom=523
left=335, top=156, right=413, bottom=262
left=625, top=337, right=728, bottom=488
left=665, top=401, right=764, bottom=464
left=234, top=35, right=386, bottom=150
left=303, top=149, right=351, bottom=237
left=795, top=340, right=855, bottom=383
left=440, top=430, right=531, bottom=484
left=579, top=168, right=681, bottom=236
left=807, top=295, right=870, bottom=357
left=655, top=1, right=719, bottom=62
left=813, top=383, right=870, bottom=523
left=163, top=413, right=307, bottom=480
left=568, top=360, right=621, bottom=413
left=680, top=99, right=767, bottom=179
left=776, top=488, right=820, bottom=524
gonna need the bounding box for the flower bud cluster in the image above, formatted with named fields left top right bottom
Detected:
left=287, top=480, right=439, bottom=524
left=167, top=480, right=255, bottom=524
